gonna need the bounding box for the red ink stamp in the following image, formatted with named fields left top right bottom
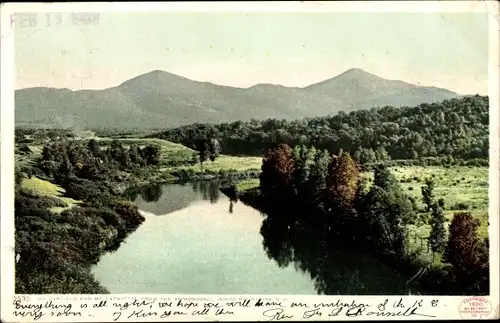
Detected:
left=458, top=297, right=492, bottom=319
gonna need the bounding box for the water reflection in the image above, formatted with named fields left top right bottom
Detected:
left=190, top=180, right=220, bottom=204
left=259, top=213, right=424, bottom=295
left=123, top=180, right=223, bottom=215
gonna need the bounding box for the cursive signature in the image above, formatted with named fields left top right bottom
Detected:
left=347, top=306, right=436, bottom=318
left=262, top=308, right=294, bottom=321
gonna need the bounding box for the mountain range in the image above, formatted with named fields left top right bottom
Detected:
left=15, top=68, right=461, bottom=129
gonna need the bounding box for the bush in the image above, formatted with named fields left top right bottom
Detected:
left=16, top=189, right=67, bottom=210
left=63, top=178, right=109, bottom=201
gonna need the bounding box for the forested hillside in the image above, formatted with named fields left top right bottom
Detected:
left=15, top=68, right=459, bottom=129
left=153, top=96, right=488, bottom=161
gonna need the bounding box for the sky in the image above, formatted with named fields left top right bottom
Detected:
left=14, top=11, right=489, bottom=95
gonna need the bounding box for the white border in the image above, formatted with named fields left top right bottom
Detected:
left=1, top=1, right=499, bottom=322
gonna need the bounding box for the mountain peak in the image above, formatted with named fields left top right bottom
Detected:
left=343, top=67, right=368, bottom=74
left=118, top=69, right=194, bottom=88
left=336, top=68, right=382, bottom=79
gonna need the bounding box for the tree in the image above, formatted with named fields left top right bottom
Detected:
left=444, top=212, right=488, bottom=293
left=87, top=139, right=102, bottom=158
left=259, top=143, right=295, bottom=204
left=374, top=164, right=397, bottom=190
left=429, top=204, right=446, bottom=262
left=195, top=138, right=210, bottom=170
left=208, top=139, right=221, bottom=162
left=292, top=144, right=311, bottom=198
left=109, top=139, right=124, bottom=162
left=305, top=149, right=329, bottom=211
left=128, top=144, right=144, bottom=166
left=357, top=166, right=414, bottom=254
left=194, top=137, right=220, bottom=170
left=325, top=152, right=359, bottom=211
left=421, top=178, right=435, bottom=212
left=54, top=156, right=74, bottom=184
left=120, top=150, right=133, bottom=170
left=142, top=144, right=161, bottom=166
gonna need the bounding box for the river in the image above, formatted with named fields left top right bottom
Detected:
left=92, top=181, right=424, bottom=295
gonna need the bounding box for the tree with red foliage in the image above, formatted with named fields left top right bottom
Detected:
left=259, top=143, right=295, bottom=202
left=325, top=151, right=360, bottom=213
left=444, top=212, right=489, bottom=293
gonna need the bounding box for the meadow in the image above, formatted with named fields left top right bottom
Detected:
left=20, top=176, right=82, bottom=213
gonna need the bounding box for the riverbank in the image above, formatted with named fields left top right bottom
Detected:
left=235, top=184, right=485, bottom=296
left=15, top=174, right=147, bottom=294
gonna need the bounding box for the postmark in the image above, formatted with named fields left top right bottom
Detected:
left=10, top=12, right=99, bottom=28
left=458, top=297, right=492, bottom=319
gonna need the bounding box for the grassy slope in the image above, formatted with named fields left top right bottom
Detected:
left=21, top=176, right=81, bottom=213
left=96, top=137, right=262, bottom=172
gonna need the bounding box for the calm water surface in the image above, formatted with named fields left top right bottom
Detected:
left=92, top=181, right=424, bottom=295
left=92, top=182, right=317, bottom=294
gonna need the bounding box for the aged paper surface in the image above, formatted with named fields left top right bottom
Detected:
left=1, top=1, right=499, bottom=321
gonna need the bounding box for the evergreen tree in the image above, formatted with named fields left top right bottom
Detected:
left=54, top=156, right=74, bottom=184
left=305, top=149, right=329, bottom=212
left=429, top=203, right=446, bottom=262
left=87, top=139, right=102, bottom=158
left=374, top=164, right=397, bottom=189
left=421, top=178, right=436, bottom=212
left=120, top=150, right=133, bottom=170
left=357, top=166, right=413, bottom=255
left=142, top=144, right=161, bottom=166
left=128, top=144, right=144, bottom=166
left=292, top=145, right=311, bottom=198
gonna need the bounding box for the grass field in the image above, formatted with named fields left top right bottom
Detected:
left=236, top=178, right=260, bottom=191
left=369, top=166, right=488, bottom=239
left=95, top=137, right=262, bottom=172
left=21, top=176, right=81, bottom=213
left=167, top=155, right=263, bottom=172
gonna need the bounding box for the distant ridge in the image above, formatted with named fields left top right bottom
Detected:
left=15, top=68, right=461, bottom=129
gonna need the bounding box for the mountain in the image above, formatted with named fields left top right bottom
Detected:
left=15, top=68, right=461, bottom=129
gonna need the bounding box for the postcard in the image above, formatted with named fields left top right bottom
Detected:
left=1, top=1, right=499, bottom=321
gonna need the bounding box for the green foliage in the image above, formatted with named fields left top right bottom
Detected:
left=374, top=164, right=397, bottom=190
left=15, top=137, right=151, bottom=294
left=305, top=149, right=330, bottom=211
left=421, top=178, right=436, bottom=212
left=292, top=145, right=312, bottom=198
left=194, top=137, right=221, bottom=168
left=155, top=96, right=489, bottom=162
left=142, top=144, right=161, bottom=166
left=429, top=205, right=447, bottom=257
